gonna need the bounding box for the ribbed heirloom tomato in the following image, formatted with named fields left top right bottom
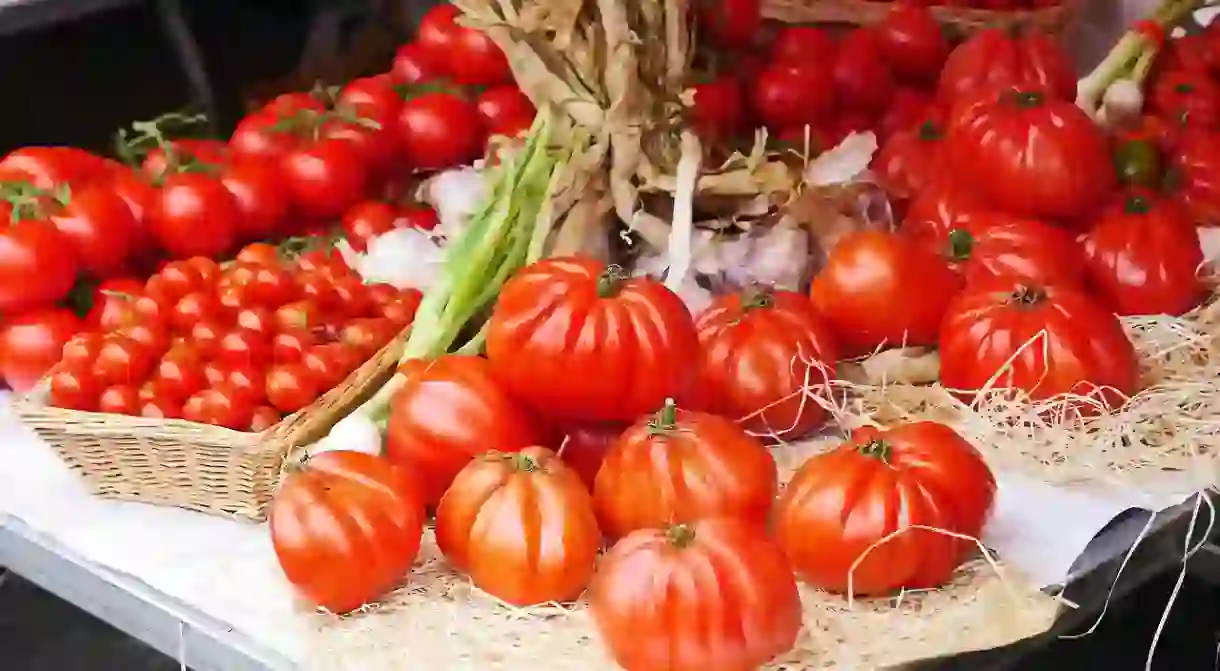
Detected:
left=937, top=27, right=1077, bottom=107
left=774, top=422, right=996, bottom=595
left=593, top=400, right=777, bottom=540
left=557, top=422, right=626, bottom=491
left=1167, top=129, right=1220, bottom=226
left=435, top=447, right=601, bottom=606
left=589, top=518, right=802, bottom=671
left=485, top=257, right=700, bottom=423
left=873, top=118, right=947, bottom=200
left=684, top=289, right=838, bottom=440
left=385, top=355, right=543, bottom=505
left=939, top=278, right=1140, bottom=409
left=270, top=451, right=425, bottom=614
left=1082, top=191, right=1206, bottom=317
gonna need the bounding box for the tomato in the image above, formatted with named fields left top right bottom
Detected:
left=274, top=299, right=325, bottom=333
left=295, top=273, right=340, bottom=312
left=593, top=400, right=777, bottom=539
left=116, top=317, right=171, bottom=357
left=398, top=205, right=439, bottom=231
left=833, top=30, right=895, bottom=118
left=590, top=518, right=802, bottom=671
left=216, top=329, right=270, bottom=368
left=475, top=85, right=536, bottom=138
left=378, top=289, right=423, bottom=327
left=337, top=75, right=401, bottom=119
left=1082, top=191, right=1206, bottom=317
left=183, top=384, right=256, bottom=429
left=249, top=405, right=281, bottom=431
left=236, top=242, right=282, bottom=266
left=878, top=87, right=938, bottom=142
left=0, top=147, right=111, bottom=191
left=903, top=205, right=1085, bottom=289
left=417, top=4, right=510, bottom=86
left=688, top=77, right=745, bottom=144
left=391, top=41, right=447, bottom=84
left=1113, top=137, right=1164, bottom=189
left=150, top=172, right=241, bottom=259
left=263, top=91, right=327, bottom=117
left=264, top=362, right=320, bottom=414
left=229, top=111, right=301, bottom=161
left=770, top=26, right=836, bottom=66
left=946, top=89, right=1113, bottom=222
left=774, top=422, right=996, bottom=595
left=188, top=319, right=225, bottom=358
left=153, top=347, right=207, bottom=400
left=168, top=291, right=219, bottom=332
left=154, top=260, right=206, bottom=301
left=939, top=278, right=1139, bottom=408
left=97, top=384, right=140, bottom=415
left=277, top=138, right=367, bottom=220
left=340, top=201, right=401, bottom=252
left=139, top=396, right=181, bottom=419
left=558, top=423, right=626, bottom=491
left=107, top=168, right=158, bottom=226
left=141, top=139, right=228, bottom=180
left=0, top=308, right=81, bottom=392
left=186, top=256, right=220, bottom=285
left=49, top=365, right=102, bottom=410
left=92, top=334, right=154, bottom=387
left=301, top=343, right=361, bottom=390
left=61, top=332, right=103, bottom=370
left=219, top=157, right=290, bottom=241
left=435, top=447, right=600, bottom=605
left=751, top=65, right=835, bottom=130
left=234, top=307, right=275, bottom=339
left=937, top=27, right=1077, bottom=107
left=1150, top=70, right=1220, bottom=129
left=1167, top=128, right=1220, bottom=226
left=247, top=265, right=297, bottom=307
left=332, top=277, right=374, bottom=319
left=696, top=0, right=761, bottom=51
left=873, top=118, right=946, bottom=200
left=295, top=248, right=350, bottom=280
left=876, top=4, right=951, bottom=85
left=385, top=356, right=544, bottom=505
left=270, top=450, right=425, bottom=613
left=810, top=230, right=959, bottom=358
left=0, top=213, right=79, bottom=312
left=38, top=183, right=139, bottom=278
left=271, top=329, right=316, bottom=363
left=486, top=257, right=700, bottom=423
left=336, top=318, right=395, bottom=359
left=1157, top=34, right=1216, bottom=76
left=396, top=92, right=483, bottom=170
left=82, top=277, right=142, bottom=330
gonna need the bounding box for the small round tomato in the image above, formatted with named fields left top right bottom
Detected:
left=876, top=4, right=951, bottom=85
left=274, top=299, right=326, bottom=332
left=265, top=362, right=320, bottom=414
left=249, top=405, right=281, bottom=431
left=301, top=343, right=361, bottom=390
left=150, top=173, right=241, bottom=259
left=153, top=348, right=207, bottom=400
left=92, top=334, right=154, bottom=387
left=158, top=260, right=207, bottom=298
left=417, top=4, right=510, bottom=86
left=235, top=306, right=276, bottom=338
left=216, top=361, right=266, bottom=403
left=0, top=308, right=82, bottom=392
left=236, top=242, right=282, bottom=266
left=399, top=205, right=439, bottom=231
left=184, top=384, right=256, bottom=430
left=247, top=265, right=297, bottom=306
left=271, top=329, right=317, bottom=363
left=116, top=320, right=170, bottom=357
left=98, top=384, right=141, bottom=415
left=220, top=157, right=291, bottom=241
left=475, top=86, right=536, bottom=138
left=340, top=200, right=400, bottom=252
left=139, top=395, right=181, bottom=419
left=61, top=332, right=104, bottom=370
left=330, top=276, right=374, bottom=318
left=833, top=30, right=895, bottom=118
left=338, top=318, right=397, bottom=358
left=49, top=365, right=102, bottom=411
left=752, top=65, right=835, bottom=131
left=170, top=291, right=220, bottom=332
left=1150, top=70, right=1220, bottom=129
left=186, top=256, right=220, bottom=285
left=770, top=26, right=836, bottom=66
left=295, top=273, right=339, bottom=311
left=295, top=248, right=350, bottom=279
left=696, top=0, right=761, bottom=50
left=216, top=282, right=255, bottom=318
left=688, top=77, right=745, bottom=144
left=378, top=289, right=423, bottom=327
left=396, top=92, right=483, bottom=170
left=279, top=139, right=368, bottom=220
left=391, top=41, right=447, bottom=84
left=216, top=330, right=270, bottom=367
left=189, top=318, right=225, bottom=357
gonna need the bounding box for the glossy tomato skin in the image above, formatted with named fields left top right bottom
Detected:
left=752, top=65, right=835, bottom=131
left=391, top=41, right=446, bottom=84
left=270, top=451, right=425, bottom=613
left=0, top=308, right=81, bottom=392
left=49, top=183, right=140, bottom=278
left=689, top=77, right=746, bottom=144
left=476, top=85, right=536, bottom=138
left=340, top=201, right=400, bottom=252
left=876, top=4, right=951, bottom=85
left=697, top=0, right=761, bottom=51
left=593, top=402, right=777, bottom=539
left=0, top=214, right=79, bottom=312
left=873, top=118, right=946, bottom=200
left=833, top=30, right=895, bottom=118
left=811, top=230, right=961, bottom=358
left=417, top=4, right=510, bottom=86
left=150, top=173, right=241, bottom=259
left=229, top=111, right=301, bottom=161
left=770, top=26, right=836, bottom=66
left=1150, top=70, right=1220, bottom=129
left=902, top=207, right=1086, bottom=289
left=0, top=146, right=110, bottom=191
left=219, top=157, right=290, bottom=241
left=558, top=423, right=627, bottom=491
left=945, top=89, right=1114, bottom=222
left=685, top=290, right=838, bottom=440
left=1082, top=191, right=1206, bottom=317
left=774, top=422, right=996, bottom=595
left=939, top=279, right=1139, bottom=407
left=590, top=518, right=802, bottom=671
left=141, top=139, right=229, bottom=180
left=279, top=139, right=368, bottom=220
left=1167, top=129, right=1220, bottom=226
left=397, top=92, right=483, bottom=171
left=485, top=257, right=701, bottom=423
left=937, top=28, right=1077, bottom=108
left=385, top=356, right=544, bottom=505
left=435, top=447, right=600, bottom=606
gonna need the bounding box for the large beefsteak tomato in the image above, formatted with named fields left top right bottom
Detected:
left=269, top=451, right=426, bottom=614
left=939, top=278, right=1140, bottom=408
left=1167, top=128, right=1220, bottom=226
left=774, top=422, right=996, bottom=595
left=684, top=289, right=838, bottom=440
left=945, top=88, right=1114, bottom=222
left=1082, top=191, right=1206, bottom=317
left=873, top=118, right=946, bottom=200
left=810, top=230, right=960, bottom=358
left=385, top=355, right=543, bottom=505
left=435, top=447, right=601, bottom=606
left=937, top=28, right=1076, bottom=107
left=589, top=518, right=802, bottom=671
left=558, top=422, right=627, bottom=491
left=593, top=400, right=777, bottom=539
left=485, top=257, right=700, bottom=423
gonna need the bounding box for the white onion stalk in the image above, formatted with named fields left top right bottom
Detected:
left=308, top=412, right=383, bottom=458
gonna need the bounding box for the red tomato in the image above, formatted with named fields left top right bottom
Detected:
left=156, top=260, right=207, bottom=299
left=878, top=87, right=938, bottom=142
left=833, top=30, right=895, bottom=118
left=751, top=65, right=835, bottom=130
left=340, top=201, right=401, bottom=252
left=216, top=330, right=270, bottom=368
left=150, top=172, right=241, bottom=259
left=590, top=518, right=802, bottom=671
left=939, top=278, right=1139, bottom=408
left=97, top=384, right=140, bottom=415
left=265, top=362, right=320, bottom=413
left=304, top=341, right=362, bottom=386
left=152, top=347, right=207, bottom=401
left=1168, top=129, right=1220, bottom=225
left=485, top=257, right=701, bottom=423
left=378, top=289, right=423, bottom=327
left=107, top=168, right=158, bottom=224
left=398, top=205, right=439, bottom=231
left=274, top=299, right=325, bottom=332
left=278, top=138, right=368, bottom=220
left=269, top=451, right=425, bottom=613
left=263, top=91, right=327, bottom=117
left=330, top=277, right=375, bottom=318
left=183, top=384, right=256, bottom=429
left=139, top=395, right=181, bottom=419
left=92, top=334, right=155, bottom=387
left=1150, top=70, right=1220, bottom=129
left=391, top=41, right=447, bottom=84
left=937, top=28, right=1077, bottom=107
left=235, top=242, right=283, bottom=266
left=61, top=332, right=103, bottom=370
left=697, top=0, right=761, bottom=50
left=1082, top=190, right=1206, bottom=317
left=397, top=92, right=483, bottom=170
left=49, top=365, right=102, bottom=411
left=0, top=211, right=79, bottom=313
left=39, top=183, right=139, bottom=278
left=0, top=308, right=81, bottom=392
left=685, top=290, right=838, bottom=440
left=295, top=273, right=340, bottom=311
left=187, top=256, right=220, bottom=285
left=190, top=319, right=225, bottom=358
left=475, top=86, right=536, bottom=138
left=558, top=423, right=626, bottom=491
left=141, top=139, right=229, bottom=180
left=417, top=4, right=510, bottom=86
left=774, top=422, right=996, bottom=595
left=83, top=277, right=144, bottom=330
left=385, top=356, right=544, bottom=505
left=770, top=26, right=836, bottom=65
left=229, top=111, right=301, bottom=161
left=0, top=147, right=111, bottom=191
left=873, top=118, right=946, bottom=200
left=810, top=230, right=960, bottom=358
left=249, top=405, right=281, bottom=431
left=271, top=329, right=317, bottom=363
left=876, top=4, right=951, bottom=84
left=337, top=75, right=402, bottom=120
left=116, top=319, right=171, bottom=358
left=688, top=77, right=745, bottom=144
left=338, top=318, right=396, bottom=358
left=246, top=265, right=297, bottom=307
left=945, top=89, right=1114, bottom=222
left=219, top=157, right=290, bottom=241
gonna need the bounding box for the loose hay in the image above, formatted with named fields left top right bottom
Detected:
left=302, top=437, right=1059, bottom=671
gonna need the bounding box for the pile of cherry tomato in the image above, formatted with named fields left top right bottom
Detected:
left=47, top=243, right=421, bottom=431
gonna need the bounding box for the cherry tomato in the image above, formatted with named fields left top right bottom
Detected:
left=247, top=265, right=297, bottom=306
left=235, top=306, right=276, bottom=338
left=46, top=183, right=140, bottom=278
left=186, top=256, right=220, bottom=285
left=116, top=319, right=171, bottom=358
left=170, top=291, right=220, bottom=332
left=183, top=384, right=256, bottom=430
left=49, top=365, right=102, bottom=411
left=295, top=274, right=339, bottom=311
left=265, top=362, right=321, bottom=413
left=379, top=289, right=423, bottom=327
left=341, top=201, right=401, bottom=252
left=274, top=299, right=326, bottom=332
left=295, top=248, right=350, bottom=280
left=83, top=277, right=144, bottom=330
left=752, top=65, right=835, bottom=130
left=61, top=332, right=104, bottom=370
left=476, top=86, right=536, bottom=138
left=417, top=4, right=510, bottom=86
left=139, top=395, right=181, bottom=420
left=92, top=334, right=154, bottom=387
left=229, top=111, right=302, bottom=161
left=236, top=242, right=283, bottom=266
left=216, top=330, right=270, bottom=367
left=217, top=361, right=267, bottom=404
left=150, top=172, right=240, bottom=259
left=302, top=343, right=360, bottom=389
left=876, top=4, right=951, bottom=85
left=400, top=205, right=440, bottom=231
left=833, top=30, right=895, bottom=119
left=397, top=92, right=483, bottom=170
left=770, top=26, right=836, bottom=66
left=391, top=41, right=447, bottom=84
left=689, top=77, right=745, bottom=144
left=98, top=384, right=141, bottom=415
left=249, top=405, right=282, bottom=432
left=189, top=319, right=226, bottom=358
left=271, top=329, right=317, bottom=363
left=0, top=308, right=81, bottom=392
left=153, top=347, right=207, bottom=400
left=330, top=276, right=374, bottom=318
left=339, top=318, right=397, bottom=358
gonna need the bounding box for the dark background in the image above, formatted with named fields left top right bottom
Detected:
left=0, top=2, right=1218, bottom=670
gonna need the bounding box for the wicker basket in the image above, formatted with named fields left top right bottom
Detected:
left=12, top=333, right=406, bottom=522
left=761, top=0, right=1081, bottom=36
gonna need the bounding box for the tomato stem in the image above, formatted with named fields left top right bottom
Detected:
left=648, top=398, right=680, bottom=435
left=741, top=286, right=773, bottom=310
left=597, top=264, right=629, bottom=298
left=1124, top=195, right=1153, bottom=215
left=858, top=439, right=892, bottom=463
left=511, top=453, right=540, bottom=473
left=1174, top=82, right=1194, bottom=95
left=916, top=120, right=942, bottom=142
left=1010, top=285, right=1048, bottom=308
left=1006, top=89, right=1045, bottom=109
left=946, top=228, right=974, bottom=262
left=666, top=524, right=697, bottom=548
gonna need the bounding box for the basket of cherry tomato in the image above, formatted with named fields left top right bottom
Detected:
left=11, top=242, right=423, bottom=522
left=750, top=0, right=1080, bottom=38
